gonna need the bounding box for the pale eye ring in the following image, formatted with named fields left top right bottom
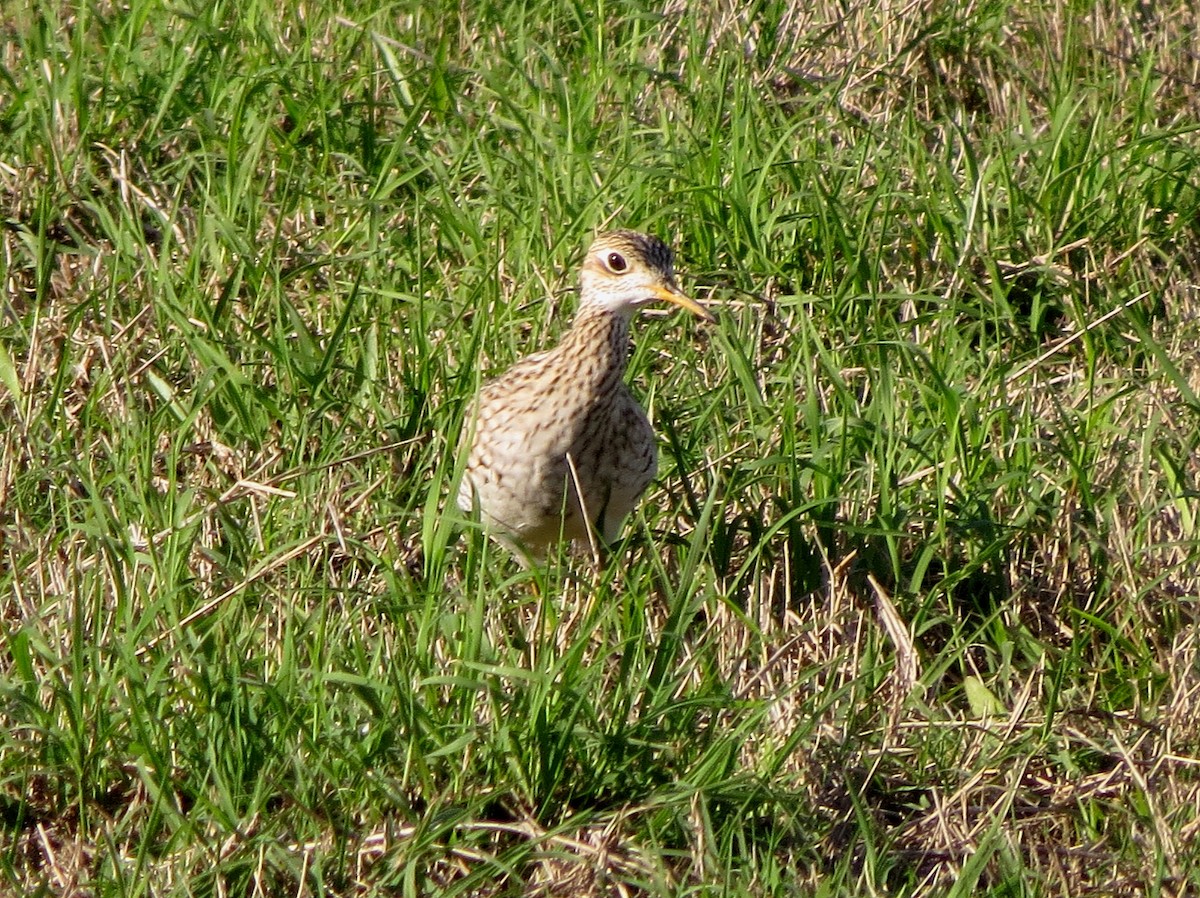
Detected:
left=605, top=251, right=628, bottom=273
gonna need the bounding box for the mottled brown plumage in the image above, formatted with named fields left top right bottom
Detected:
left=458, top=230, right=713, bottom=560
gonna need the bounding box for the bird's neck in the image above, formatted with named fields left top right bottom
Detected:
left=556, top=306, right=632, bottom=388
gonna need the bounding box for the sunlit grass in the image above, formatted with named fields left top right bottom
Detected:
left=3, top=0, right=1200, bottom=894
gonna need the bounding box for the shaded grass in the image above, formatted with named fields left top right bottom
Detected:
left=3, top=0, right=1200, bottom=894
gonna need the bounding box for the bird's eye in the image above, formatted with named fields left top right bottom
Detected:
left=605, top=251, right=628, bottom=273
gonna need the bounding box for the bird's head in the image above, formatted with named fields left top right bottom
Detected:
left=578, top=230, right=714, bottom=321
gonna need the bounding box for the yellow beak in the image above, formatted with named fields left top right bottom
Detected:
left=650, top=284, right=716, bottom=323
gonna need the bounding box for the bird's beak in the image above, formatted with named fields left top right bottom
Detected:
left=650, top=284, right=715, bottom=323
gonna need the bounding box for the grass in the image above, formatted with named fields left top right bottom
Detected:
left=2, top=0, right=1200, bottom=894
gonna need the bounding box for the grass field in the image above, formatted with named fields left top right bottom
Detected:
left=3, top=0, right=1200, bottom=894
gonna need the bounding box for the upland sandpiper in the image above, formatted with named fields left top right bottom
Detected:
left=457, top=229, right=713, bottom=561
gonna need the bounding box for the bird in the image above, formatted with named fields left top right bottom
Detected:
left=457, top=229, right=713, bottom=562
